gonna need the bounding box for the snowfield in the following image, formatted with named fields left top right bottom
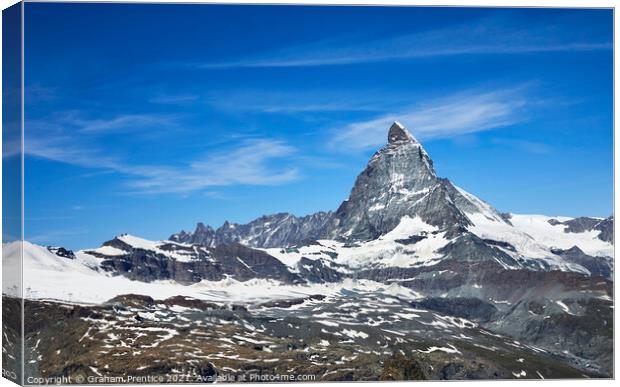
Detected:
left=508, top=214, right=613, bottom=258
left=3, top=241, right=421, bottom=304
left=264, top=216, right=450, bottom=270
left=466, top=213, right=612, bottom=273
left=266, top=211, right=612, bottom=274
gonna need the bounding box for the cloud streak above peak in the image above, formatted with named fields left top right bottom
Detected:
left=193, top=20, right=612, bottom=69
left=329, top=87, right=528, bottom=151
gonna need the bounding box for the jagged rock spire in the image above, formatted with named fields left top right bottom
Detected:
left=173, top=121, right=506, bottom=246
left=388, top=121, right=417, bottom=144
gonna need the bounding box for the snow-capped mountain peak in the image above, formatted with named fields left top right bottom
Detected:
left=165, top=122, right=613, bottom=279
left=388, top=121, right=418, bottom=144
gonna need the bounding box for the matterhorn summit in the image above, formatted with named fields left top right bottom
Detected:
left=173, top=122, right=510, bottom=245
left=327, top=122, right=505, bottom=240
left=387, top=121, right=417, bottom=143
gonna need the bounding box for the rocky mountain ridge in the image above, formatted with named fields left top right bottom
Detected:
left=171, top=211, right=333, bottom=248
left=172, top=122, right=529, bottom=248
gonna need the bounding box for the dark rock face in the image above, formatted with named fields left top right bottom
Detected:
left=550, top=246, right=612, bottom=279
left=594, top=216, right=614, bottom=243
left=98, top=247, right=219, bottom=284
left=380, top=352, right=426, bottom=380
left=489, top=296, right=613, bottom=375
left=387, top=121, right=416, bottom=143
left=412, top=298, right=498, bottom=322
left=549, top=216, right=614, bottom=244
left=439, top=363, right=466, bottom=380
left=211, top=243, right=303, bottom=283
left=171, top=212, right=334, bottom=248
left=94, top=237, right=303, bottom=285
left=160, top=295, right=227, bottom=311
left=395, top=234, right=428, bottom=245
left=296, top=257, right=344, bottom=283
left=2, top=296, right=22, bottom=384
left=47, top=246, right=75, bottom=260
left=354, top=256, right=613, bottom=375
left=482, top=239, right=517, bottom=252
left=499, top=212, right=513, bottom=222
left=257, top=294, right=326, bottom=309
left=437, top=233, right=519, bottom=268
left=105, top=294, right=155, bottom=309
left=563, top=217, right=603, bottom=233
left=325, top=127, right=469, bottom=241
left=181, top=222, right=215, bottom=245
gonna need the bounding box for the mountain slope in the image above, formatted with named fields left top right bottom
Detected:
left=85, top=234, right=304, bottom=284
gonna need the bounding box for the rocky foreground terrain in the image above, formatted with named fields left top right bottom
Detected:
left=3, top=287, right=611, bottom=383
left=2, top=123, right=614, bottom=382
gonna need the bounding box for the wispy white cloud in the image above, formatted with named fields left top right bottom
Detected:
left=26, top=111, right=181, bottom=137
left=27, top=135, right=124, bottom=171
left=28, top=228, right=89, bottom=244
left=201, top=42, right=610, bottom=69
left=330, top=87, right=528, bottom=151
left=203, top=89, right=401, bottom=114
left=25, top=108, right=301, bottom=194
left=62, top=112, right=179, bottom=134
left=26, top=135, right=300, bottom=195
left=126, top=139, right=301, bottom=194
left=193, top=20, right=611, bottom=69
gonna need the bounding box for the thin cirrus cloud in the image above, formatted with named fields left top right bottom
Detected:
left=203, top=89, right=405, bottom=114
left=25, top=108, right=301, bottom=194
left=26, top=134, right=128, bottom=172
left=26, top=134, right=301, bottom=195
left=193, top=21, right=611, bottom=69
left=330, top=87, right=528, bottom=151
left=67, top=112, right=179, bottom=134
left=126, top=139, right=301, bottom=194
left=27, top=110, right=181, bottom=135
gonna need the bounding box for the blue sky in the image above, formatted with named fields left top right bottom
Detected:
left=22, top=4, right=613, bottom=249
